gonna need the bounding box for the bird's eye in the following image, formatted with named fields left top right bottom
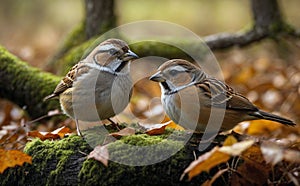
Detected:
left=169, top=69, right=178, bottom=76
left=108, top=48, right=119, bottom=55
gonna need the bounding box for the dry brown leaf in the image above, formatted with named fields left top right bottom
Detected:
left=231, top=159, right=269, bottom=185
left=87, top=145, right=109, bottom=166
left=231, top=144, right=271, bottom=185
left=0, top=149, right=32, bottom=173
left=241, top=145, right=265, bottom=164
left=109, top=127, right=136, bottom=139
left=27, top=126, right=71, bottom=141
left=141, top=122, right=170, bottom=135
left=181, top=147, right=230, bottom=181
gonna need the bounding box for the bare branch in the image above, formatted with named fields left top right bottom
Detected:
left=201, top=0, right=299, bottom=50
left=204, top=29, right=267, bottom=50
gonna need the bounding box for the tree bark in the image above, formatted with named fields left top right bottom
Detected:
left=85, top=0, right=116, bottom=39
left=251, top=0, right=283, bottom=30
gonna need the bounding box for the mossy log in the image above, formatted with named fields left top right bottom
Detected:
left=0, top=129, right=228, bottom=186
left=0, top=46, right=61, bottom=118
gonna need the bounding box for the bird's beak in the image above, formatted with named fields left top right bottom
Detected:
left=122, top=50, right=139, bottom=61
left=149, top=71, right=165, bottom=82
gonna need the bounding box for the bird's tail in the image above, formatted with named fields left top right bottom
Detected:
left=43, top=94, right=58, bottom=101
left=253, top=110, right=296, bottom=126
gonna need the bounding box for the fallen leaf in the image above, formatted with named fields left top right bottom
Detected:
left=181, top=147, right=230, bottom=181
left=181, top=140, right=256, bottom=181
left=223, top=135, right=238, bottom=146
left=246, top=120, right=282, bottom=136
left=231, top=159, right=269, bottom=185
left=219, top=140, right=255, bottom=156
left=0, top=149, right=32, bottom=173
left=88, top=145, right=109, bottom=166
left=51, top=126, right=72, bottom=138
left=241, top=145, right=265, bottom=164
left=166, top=121, right=185, bottom=131
left=110, top=127, right=136, bottom=139
left=232, top=144, right=270, bottom=185
left=140, top=122, right=170, bottom=135
left=27, top=126, right=71, bottom=140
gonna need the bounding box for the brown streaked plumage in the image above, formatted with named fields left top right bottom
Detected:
left=44, top=38, right=138, bottom=135
left=150, top=59, right=295, bottom=133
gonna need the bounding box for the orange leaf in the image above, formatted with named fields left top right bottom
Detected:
left=88, top=145, right=109, bottom=166
left=181, top=147, right=230, bottom=181
left=181, top=140, right=255, bottom=181
left=28, top=126, right=71, bottom=140
left=166, top=121, right=185, bottom=131
left=51, top=126, right=72, bottom=138
left=110, top=127, right=136, bottom=139
left=246, top=120, right=282, bottom=136
left=0, top=149, right=32, bottom=173
left=223, top=135, right=238, bottom=146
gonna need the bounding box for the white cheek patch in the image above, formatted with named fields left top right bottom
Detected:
left=168, top=65, right=187, bottom=72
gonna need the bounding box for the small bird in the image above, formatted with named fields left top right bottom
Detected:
left=44, top=38, right=138, bottom=135
left=150, top=59, right=295, bottom=133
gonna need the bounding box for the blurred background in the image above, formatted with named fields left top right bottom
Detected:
left=0, top=0, right=299, bottom=142
left=0, top=0, right=299, bottom=67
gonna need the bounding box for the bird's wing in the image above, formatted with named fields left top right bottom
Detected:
left=44, top=62, right=90, bottom=100
left=195, top=78, right=258, bottom=111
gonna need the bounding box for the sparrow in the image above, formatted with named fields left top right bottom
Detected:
left=150, top=59, right=295, bottom=133
left=44, top=38, right=139, bottom=135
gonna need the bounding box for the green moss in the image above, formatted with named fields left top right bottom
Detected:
left=0, top=45, right=61, bottom=118
left=78, top=130, right=209, bottom=186
left=22, top=135, right=91, bottom=185
left=1, top=129, right=224, bottom=185
left=78, top=131, right=210, bottom=185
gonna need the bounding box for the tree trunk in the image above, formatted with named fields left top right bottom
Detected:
left=251, top=0, right=283, bottom=31
left=46, top=0, right=116, bottom=72
left=85, top=0, right=116, bottom=39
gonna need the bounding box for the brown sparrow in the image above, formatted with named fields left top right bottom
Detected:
left=44, top=39, right=138, bottom=135
left=150, top=59, right=295, bottom=133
